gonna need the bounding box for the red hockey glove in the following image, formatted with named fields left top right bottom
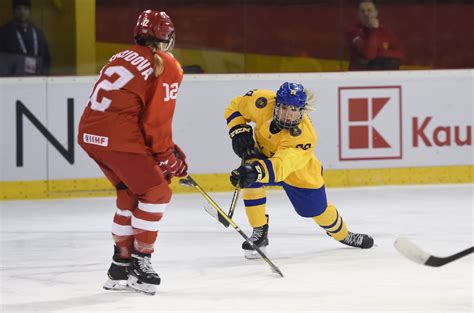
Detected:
left=171, top=144, right=188, bottom=177
left=154, top=145, right=188, bottom=178
left=173, top=144, right=187, bottom=165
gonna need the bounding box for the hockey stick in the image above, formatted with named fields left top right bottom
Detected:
left=224, top=187, right=240, bottom=227
left=394, top=237, right=473, bottom=267
left=180, top=179, right=233, bottom=227
left=226, top=151, right=262, bottom=225
left=224, top=156, right=247, bottom=227
left=179, top=175, right=284, bottom=277
left=208, top=182, right=239, bottom=228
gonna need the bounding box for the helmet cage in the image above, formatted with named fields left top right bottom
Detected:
left=155, top=31, right=175, bottom=52
left=273, top=82, right=308, bottom=129
left=273, top=103, right=305, bottom=129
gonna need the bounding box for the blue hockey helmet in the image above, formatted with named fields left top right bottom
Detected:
left=276, top=82, right=307, bottom=108
left=274, top=82, right=307, bottom=129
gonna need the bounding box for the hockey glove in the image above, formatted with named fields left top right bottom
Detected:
left=173, top=144, right=187, bottom=164
left=230, top=162, right=265, bottom=188
left=154, top=144, right=188, bottom=178
left=229, top=124, right=256, bottom=159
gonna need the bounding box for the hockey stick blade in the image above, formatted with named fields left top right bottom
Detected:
left=203, top=202, right=230, bottom=227
left=179, top=178, right=195, bottom=187
left=394, top=237, right=474, bottom=267
left=184, top=175, right=283, bottom=277
left=180, top=177, right=228, bottom=225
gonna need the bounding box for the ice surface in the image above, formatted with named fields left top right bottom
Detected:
left=1, top=184, right=472, bottom=313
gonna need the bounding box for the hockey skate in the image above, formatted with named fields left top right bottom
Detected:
left=103, top=246, right=131, bottom=291
left=339, top=231, right=374, bottom=249
left=127, top=251, right=161, bottom=295
left=242, top=215, right=269, bottom=259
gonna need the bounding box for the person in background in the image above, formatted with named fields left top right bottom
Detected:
left=224, top=82, right=374, bottom=259
left=347, top=0, right=404, bottom=71
left=78, top=10, right=186, bottom=295
left=0, top=0, right=51, bottom=76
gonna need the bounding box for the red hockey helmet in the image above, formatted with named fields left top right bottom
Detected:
left=134, top=10, right=175, bottom=51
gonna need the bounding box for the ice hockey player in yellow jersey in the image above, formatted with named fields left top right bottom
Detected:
left=224, top=82, right=374, bottom=258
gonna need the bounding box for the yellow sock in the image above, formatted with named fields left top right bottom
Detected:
left=312, top=203, right=348, bottom=241
left=243, top=187, right=267, bottom=227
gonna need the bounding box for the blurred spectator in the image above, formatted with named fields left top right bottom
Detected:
left=347, top=0, right=404, bottom=71
left=0, top=0, right=51, bottom=76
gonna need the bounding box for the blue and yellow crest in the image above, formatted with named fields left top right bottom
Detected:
left=290, top=127, right=302, bottom=137
left=255, top=97, right=268, bottom=109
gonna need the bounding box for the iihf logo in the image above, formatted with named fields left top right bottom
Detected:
left=338, top=86, right=403, bottom=161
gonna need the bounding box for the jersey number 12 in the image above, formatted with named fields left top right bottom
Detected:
left=89, top=65, right=134, bottom=112
left=163, top=82, right=179, bottom=101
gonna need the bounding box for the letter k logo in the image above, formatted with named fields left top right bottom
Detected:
left=347, top=97, right=391, bottom=149
left=338, top=86, right=403, bottom=161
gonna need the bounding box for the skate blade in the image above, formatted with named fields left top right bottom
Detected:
left=244, top=246, right=267, bottom=259
left=127, top=275, right=157, bottom=296
left=103, top=279, right=133, bottom=291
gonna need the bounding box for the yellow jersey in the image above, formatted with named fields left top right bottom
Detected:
left=224, top=89, right=325, bottom=189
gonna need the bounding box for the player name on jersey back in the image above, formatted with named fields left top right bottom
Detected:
left=108, top=49, right=154, bottom=80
